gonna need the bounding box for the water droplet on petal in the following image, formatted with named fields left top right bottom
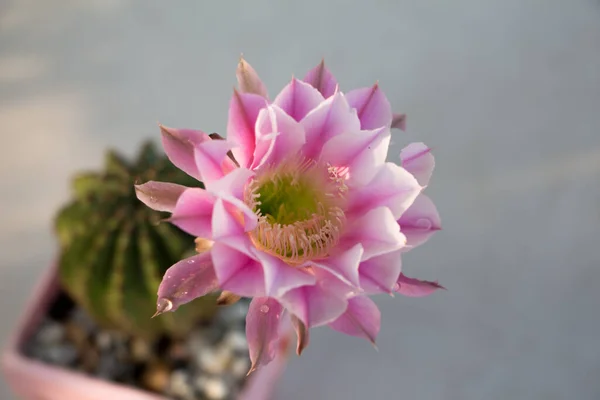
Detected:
left=393, top=283, right=400, bottom=292
left=149, top=196, right=157, bottom=203
left=187, top=259, right=195, bottom=264
left=260, top=305, right=269, bottom=313
left=153, top=298, right=174, bottom=317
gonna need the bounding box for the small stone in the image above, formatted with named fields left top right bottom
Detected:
left=64, top=321, right=89, bottom=350
left=42, top=343, right=78, bottom=366
left=168, top=369, right=195, bottom=400
left=141, top=362, right=170, bottom=393
left=79, top=346, right=100, bottom=373
left=113, top=335, right=130, bottom=362
left=223, top=331, right=247, bottom=353
left=186, top=326, right=223, bottom=356
left=69, top=307, right=97, bottom=335
left=230, top=356, right=250, bottom=378
left=217, top=301, right=249, bottom=326
left=131, top=337, right=153, bottom=363
left=196, top=345, right=232, bottom=375
left=96, top=352, right=120, bottom=380
left=95, top=331, right=113, bottom=351
left=36, top=320, right=65, bottom=345
left=200, top=377, right=229, bottom=400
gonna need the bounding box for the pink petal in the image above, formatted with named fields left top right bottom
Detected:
left=211, top=198, right=255, bottom=254
left=236, top=57, right=268, bottom=98
left=346, top=162, right=422, bottom=220
left=341, top=206, right=406, bottom=261
left=160, top=125, right=211, bottom=180
left=273, top=78, right=324, bottom=121
left=204, top=168, right=257, bottom=232
left=300, top=91, right=361, bottom=160
left=328, top=296, right=381, bottom=344
left=226, top=90, right=268, bottom=168
left=391, top=113, right=406, bottom=131
left=319, top=126, right=391, bottom=186
left=252, top=104, right=306, bottom=169
left=400, top=142, right=435, bottom=186
left=311, top=244, right=363, bottom=288
left=358, top=250, right=402, bottom=295
left=290, top=314, right=310, bottom=356
left=279, top=281, right=348, bottom=328
left=134, top=181, right=187, bottom=212
left=345, top=84, right=393, bottom=130
left=395, top=273, right=444, bottom=297
left=246, top=297, right=284, bottom=373
left=398, top=194, right=442, bottom=250
left=211, top=242, right=265, bottom=297
left=168, top=188, right=215, bottom=238
left=303, top=59, right=338, bottom=98
left=155, top=252, right=219, bottom=315
left=193, top=139, right=238, bottom=182
left=211, top=197, right=242, bottom=238
left=252, top=250, right=316, bottom=298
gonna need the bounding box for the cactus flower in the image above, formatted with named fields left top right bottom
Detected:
left=136, top=57, right=442, bottom=373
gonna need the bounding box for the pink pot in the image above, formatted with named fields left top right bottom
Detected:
left=2, top=262, right=290, bottom=400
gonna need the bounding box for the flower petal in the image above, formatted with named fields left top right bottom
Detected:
left=193, top=139, right=238, bottom=182
left=246, top=297, right=284, bottom=374
left=252, top=104, right=306, bottom=169
left=205, top=168, right=257, bottom=231
left=160, top=125, right=211, bottom=180
left=300, top=91, right=361, bottom=160
left=341, top=206, right=406, bottom=260
left=399, top=194, right=441, bottom=250
left=358, top=250, right=402, bottom=295
left=345, top=84, right=392, bottom=130
left=400, top=142, right=435, bottom=187
left=211, top=197, right=255, bottom=254
left=395, top=273, right=444, bottom=297
left=252, top=250, right=316, bottom=298
left=391, top=113, right=406, bottom=131
left=226, top=90, right=268, bottom=168
left=135, top=181, right=187, bottom=212
left=311, top=244, right=363, bottom=288
left=237, top=57, right=268, bottom=98
left=168, top=188, right=215, bottom=238
left=319, top=126, right=391, bottom=186
left=346, top=162, right=421, bottom=220
left=211, top=242, right=265, bottom=297
left=328, top=296, right=381, bottom=344
left=303, top=59, right=338, bottom=98
left=155, top=252, right=219, bottom=315
left=279, top=279, right=348, bottom=328
left=273, top=78, right=324, bottom=122
left=290, top=314, right=310, bottom=356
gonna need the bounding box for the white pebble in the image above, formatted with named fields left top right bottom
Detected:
left=95, top=332, right=113, bottom=350
left=223, top=331, right=247, bottom=352
left=37, top=321, right=65, bottom=344
left=168, top=370, right=194, bottom=400
left=202, top=377, right=228, bottom=400
left=231, top=357, right=251, bottom=378
left=130, top=338, right=152, bottom=362
left=197, top=346, right=232, bottom=374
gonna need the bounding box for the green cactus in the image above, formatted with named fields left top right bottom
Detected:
left=55, top=141, right=217, bottom=339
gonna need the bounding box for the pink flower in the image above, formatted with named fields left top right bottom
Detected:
left=136, top=57, right=442, bottom=373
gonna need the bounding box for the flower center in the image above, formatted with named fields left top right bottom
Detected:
left=245, top=159, right=347, bottom=264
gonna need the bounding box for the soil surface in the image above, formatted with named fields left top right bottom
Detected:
left=23, top=291, right=251, bottom=400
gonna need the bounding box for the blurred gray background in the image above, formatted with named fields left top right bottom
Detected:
left=1, top=0, right=599, bottom=399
